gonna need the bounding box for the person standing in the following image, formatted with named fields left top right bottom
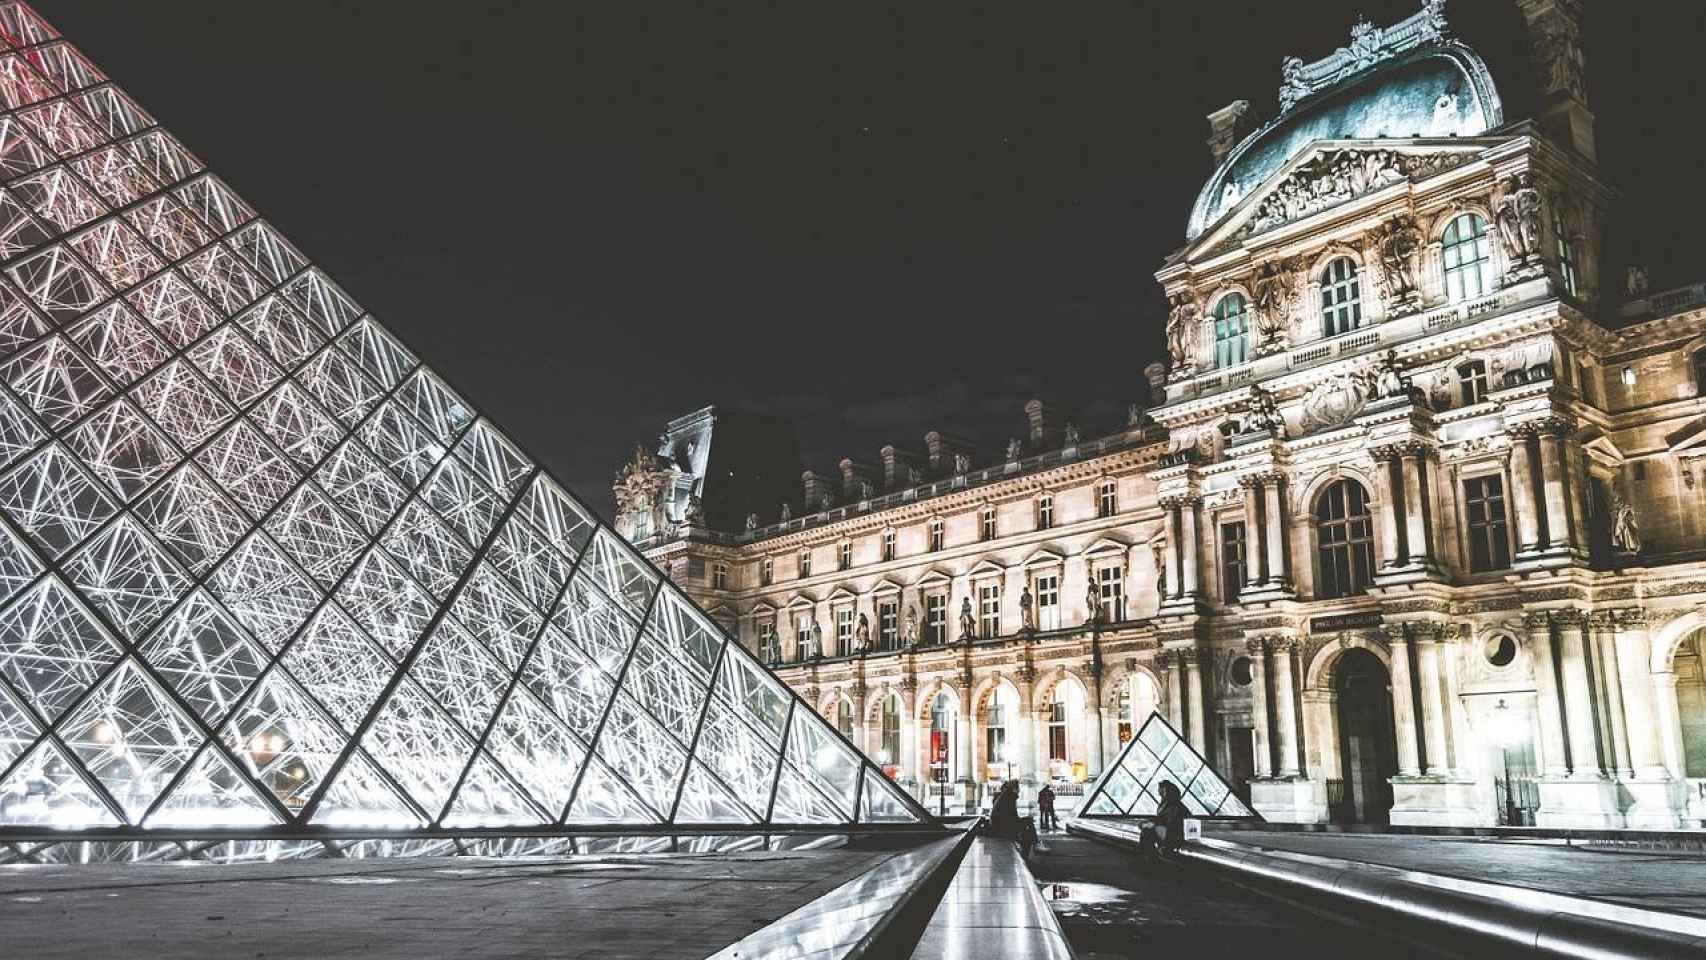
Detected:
left=1037, top=783, right=1057, bottom=832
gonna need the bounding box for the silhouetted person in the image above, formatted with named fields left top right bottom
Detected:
left=1037, top=783, right=1057, bottom=831
left=987, top=780, right=1036, bottom=857
left=1140, top=780, right=1187, bottom=859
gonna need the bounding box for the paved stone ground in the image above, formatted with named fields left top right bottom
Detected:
left=0, top=847, right=902, bottom=959
left=1213, top=830, right=1706, bottom=919
left=1029, top=832, right=1439, bottom=959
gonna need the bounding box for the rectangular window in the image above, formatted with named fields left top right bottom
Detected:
left=882, top=529, right=896, bottom=561
left=1035, top=573, right=1060, bottom=631
left=1458, top=360, right=1489, bottom=406
left=1098, top=480, right=1118, bottom=518
left=980, top=508, right=996, bottom=542
left=835, top=607, right=854, bottom=657
left=760, top=558, right=773, bottom=586
left=928, top=520, right=944, bottom=552
left=839, top=541, right=852, bottom=570
left=1097, top=565, right=1124, bottom=622
left=1464, top=475, right=1512, bottom=573
left=1221, top=521, right=1246, bottom=602
left=978, top=583, right=1000, bottom=638
left=986, top=706, right=1007, bottom=778
left=758, top=621, right=778, bottom=664
left=1577, top=361, right=1597, bottom=406
left=1554, top=209, right=1579, bottom=297
left=878, top=600, right=898, bottom=650
left=925, top=594, right=947, bottom=645
left=796, top=614, right=815, bottom=660
left=798, top=550, right=812, bottom=579
left=1036, top=496, right=1053, bottom=530
left=711, top=562, right=728, bottom=590
left=1048, top=702, right=1067, bottom=761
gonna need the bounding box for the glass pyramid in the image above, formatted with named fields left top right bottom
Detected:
left=1077, top=711, right=1259, bottom=819
left=0, top=1, right=930, bottom=840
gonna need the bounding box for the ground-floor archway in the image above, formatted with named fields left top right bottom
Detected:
left=1334, top=647, right=1397, bottom=824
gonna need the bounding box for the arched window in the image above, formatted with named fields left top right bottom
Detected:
left=836, top=697, right=854, bottom=738
left=1442, top=213, right=1494, bottom=301
left=985, top=686, right=1014, bottom=781
left=929, top=691, right=954, bottom=780
left=1320, top=257, right=1362, bottom=336
left=1212, top=293, right=1249, bottom=368
left=1316, top=479, right=1376, bottom=599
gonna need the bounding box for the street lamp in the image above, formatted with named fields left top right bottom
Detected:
left=1492, top=698, right=1521, bottom=825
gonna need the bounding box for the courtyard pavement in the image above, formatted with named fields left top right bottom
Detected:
left=0, top=846, right=904, bottom=959
left=1211, top=830, right=1706, bottom=919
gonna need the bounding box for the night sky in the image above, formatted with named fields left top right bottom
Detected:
left=39, top=1, right=1706, bottom=518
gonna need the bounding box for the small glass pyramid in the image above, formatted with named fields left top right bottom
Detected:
left=0, top=1, right=930, bottom=841
left=1077, top=711, right=1259, bottom=819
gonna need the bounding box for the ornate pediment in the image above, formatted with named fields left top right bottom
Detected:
left=1278, top=1, right=1449, bottom=113
left=1238, top=148, right=1474, bottom=239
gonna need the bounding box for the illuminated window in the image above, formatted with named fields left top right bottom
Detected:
left=1036, top=495, right=1053, bottom=530
left=837, top=698, right=854, bottom=738
left=1097, top=565, right=1124, bottom=622
left=1213, top=293, right=1249, bottom=368
left=835, top=607, right=853, bottom=656
left=1220, top=521, right=1246, bottom=602
left=925, top=593, right=947, bottom=644
left=878, top=600, right=898, bottom=650
left=1048, top=699, right=1068, bottom=761
left=1554, top=208, right=1579, bottom=297
left=882, top=529, right=896, bottom=561
left=881, top=697, right=901, bottom=765
left=1035, top=573, right=1060, bottom=630
left=1098, top=479, right=1118, bottom=518
left=758, top=621, right=779, bottom=663
left=760, top=557, right=773, bottom=586
left=798, top=550, right=811, bottom=579
left=979, top=583, right=1000, bottom=638
left=980, top=507, right=996, bottom=542
left=1458, top=359, right=1489, bottom=405
left=928, top=519, right=944, bottom=552
left=839, top=541, right=852, bottom=570
left=1320, top=257, right=1362, bottom=336
left=1316, top=480, right=1375, bottom=599
left=711, top=562, right=727, bottom=590
left=1442, top=213, right=1493, bottom=301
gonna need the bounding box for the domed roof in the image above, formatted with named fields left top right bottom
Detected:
left=1186, top=10, right=1502, bottom=242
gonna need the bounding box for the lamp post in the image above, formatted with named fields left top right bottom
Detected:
left=1493, top=698, right=1520, bottom=825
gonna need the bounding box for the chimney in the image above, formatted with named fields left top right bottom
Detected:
left=838, top=458, right=879, bottom=501
left=1206, top=100, right=1253, bottom=164
left=801, top=470, right=835, bottom=512
left=1515, top=0, right=1596, bottom=162
left=924, top=431, right=977, bottom=475
left=879, top=445, right=924, bottom=491
left=1024, top=398, right=1060, bottom=448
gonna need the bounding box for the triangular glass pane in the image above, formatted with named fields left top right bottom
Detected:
left=449, top=420, right=529, bottom=497
left=521, top=623, right=614, bottom=733
left=769, top=769, right=844, bottom=825
left=0, top=443, right=116, bottom=557
left=441, top=750, right=547, bottom=828
left=357, top=676, right=477, bottom=818
left=674, top=762, right=757, bottom=824
left=581, top=527, right=657, bottom=621
left=691, top=698, right=779, bottom=813
left=307, top=746, right=423, bottom=829
left=589, top=692, right=685, bottom=820
left=313, top=439, right=407, bottom=537
left=0, top=678, right=41, bottom=775
left=860, top=770, right=923, bottom=823
left=548, top=573, right=639, bottom=676
left=250, top=381, right=342, bottom=470
left=514, top=475, right=593, bottom=561
left=64, top=516, right=190, bottom=641
left=489, top=512, right=573, bottom=613
left=0, top=739, right=118, bottom=827
left=422, top=455, right=506, bottom=548
left=278, top=605, right=394, bottom=733
left=404, top=617, right=507, bottom=737
left=208, top=532, right=321, bottom=653
left=564, top=756, right=658, bottom=825
left=447, top=563, right=540, bottom=671
left=333, top=547, right=435, bottom=660
left=481, top=686, right=587, bottom=820
left=334, top=317, right=414, bottom=389
left=222, top=671, right=360, bottom=821
left=648, top=588, right=724, bottom=679
left=0, top=519, right=42, bottom=607
left=713, top=646, right=791, bottom=746
left=61, top=659, right=202, bottom=822
left=783, top=708, right=860, bottom=819
left=141, top=591, right=265, bottom=726
left=143, top=743, right=280, bottom=828
left=1079, top=711, right=1257, bottom=820
left=623, top=621, right=710, bottom=735
left=379, top=501, right=471, bottom=601
left=1083, top=791, right=1122, bottom=816
left=0, top=387, right=45, bottom=471
left=0, top=577, right=122, bottom=721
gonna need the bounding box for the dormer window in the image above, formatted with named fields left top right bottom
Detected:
left=1098, top=480, right=1118, bottom=518
left=1442, top=213, right=1493, bottom=301
left=979, top=507, right=996, bottom=542
left=1036, top=495, right=1054, bottom=531
left=760, top=558, right=773, bottom=586
left=1213, top=293, right=1250, bottom=368
left=928, top=519, right=944, bottom=552
left=839, top=541, right=852, bottom=571
left=881, top=528, right=896, bottom=562
left=1320, top=257, right=1362, bottom=336
left=798, top=550, right=811, bottom=579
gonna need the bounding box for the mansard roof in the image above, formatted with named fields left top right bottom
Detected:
left=1187, top=5, right=1502, bottom=243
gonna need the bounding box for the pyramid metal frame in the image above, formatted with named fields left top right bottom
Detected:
left=0, top=2, right=936, bottom=860
left=1077, top=711, right=1261, bottom=820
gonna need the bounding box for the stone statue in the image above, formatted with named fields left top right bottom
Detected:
left=1373, top=349, right=1412, bottom=401
left=953, top=452, right=971, bottom=475
left=1376, top=216, right=1423, bottom=310
left=1019, top=585, right=1034, bottom=633
left=1627, top=265, right=1650, bottom=298
left=1250, top=259, right=1297, bottom=352
left=1530, top=10, right=1587, bottom=101
left=683, top=494, right=705, bottom=525
left=1300, top=370, right=1374, bottom=432
left=1151, top=540, right=1167, bottom=599
left=1236, top=382, right=1286, bottom=435
left=854, top=613, right=870, bottom=653
left=1006, top=437, right=1022, bottom=461
left=809, top=620, right=823, bottom=658
left=958, top=597, right=976, bottom=641
left=1086, top=580, right=1102, bottom=625
left=744, top=512, right=758, bottom=532
left=1166, top=295, right=1200, bottom=371
left=1495, top=173, right=1544, bottom=269
left=1611, top=492, right=1641, bottom=555
left=779, top=502, right=792, bottom=522
left=1278, top=56, right=1309, bottom=112
left=1127, top=402, right=1143, bottom=427
left=1063, top=421, right=1081, bottom=447
left=902, top=605, right=919, bottom=646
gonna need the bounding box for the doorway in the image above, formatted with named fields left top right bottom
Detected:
left=1334, top=648, right=1397, bottom=823
left=1227, top=726, right=1255, bottom=803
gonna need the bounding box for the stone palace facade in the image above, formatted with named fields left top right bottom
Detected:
left=617, top=0, right=1706, bottom=829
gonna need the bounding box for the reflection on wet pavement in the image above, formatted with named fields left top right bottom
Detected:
left=1040, top=881, right=1153, bottom=925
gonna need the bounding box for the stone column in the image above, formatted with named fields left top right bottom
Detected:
left=1013, top=706, right=1036, bottom=785
left=1414, top=626, right=1451, bottom=775
left=1242, top=478, right=1266, bottom=590
left=1612, top=612, right=1668, bottom=779
left=1508, top=431, right=1543, bottom=553
left=1537, top=426, right=1575, bottom=553
left=1179, top=498, right=1202, bottom=599
left=1652, top=672, right=1686, bottom=780
left=854, top=685, right=871, bottom=756
left=899, top=694, right=918, bottom=787
left=956, top=683, right=975, bottom=809
left=1263, top=475, right=1289, bottom=587
left=1553, top=611, right=1602, bottom=778
left=1165, top=652, right=1185, bottom=731
left=1162, top=502, right=1181, bottom=601
left=1525, top=612, right=1570, bottom=778
left=1088, top=667, right=1107, bottom=777
left=1271, top=639, right=1300, bottom=777
left=1183, top=650, right=1208, bottom=755
left=1384, top=624, right=1422, bottom=777
left=1588, top=613, right=1631, bottom=778
left=1400, top=448, right=1434, bottom=567
left=1247, top=639, right=1272, bottom=778
left=1371, top=450, right=1404, bottom=569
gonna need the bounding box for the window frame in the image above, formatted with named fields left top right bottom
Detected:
left=799, top=549, right=812, bottom=579
left=928, top=518, right=944, bottom=551
left=1098, top=479, right=1118, bottom=518
left=978, top=582, right=1001, bottom=638
left=1553, top=207, right=1579, bottom=298
left=1442, top=213, right=1494, bottom=302
left=760, top=557, right=774, bottom=586
left=1319, top=256, right=1362, bottom=337
left=877, top=599, right=899, bottom=650
left=838, top=541, right=852, bottom=571
left=711, top=562, right=727, bottom=590
left=1035, top=572, right=1060, bottom=631
left=924, top=592, right=947, bottom=645
left=758, top=619, right=779, bottom=664
left=1036, top=495, right=1053, bottom=531
left=881, top=528, right=896, bottom=562
left=1212, top=292, right=1250, bottom=368
left=1220, top=519, right=1247, bottom=602
left=835, top=606, right=854, bottom=656
left=1096, top=564, right=1124, bottom=622
left=1315, top=479, right=1376, bottom=600
left=1462, top=473, right=1513, bottom=573
left=1458, top=359, right=1489, bottom=406
left=979, top=506, right=996, bottom=542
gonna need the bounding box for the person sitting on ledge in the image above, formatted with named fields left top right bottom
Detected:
left=985, top=780, right=1037, bottom=858
left=1138, top=780, right=1187, bottom=859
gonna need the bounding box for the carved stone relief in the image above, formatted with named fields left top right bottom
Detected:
left=1242, top=150, right=1472, bottom=237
